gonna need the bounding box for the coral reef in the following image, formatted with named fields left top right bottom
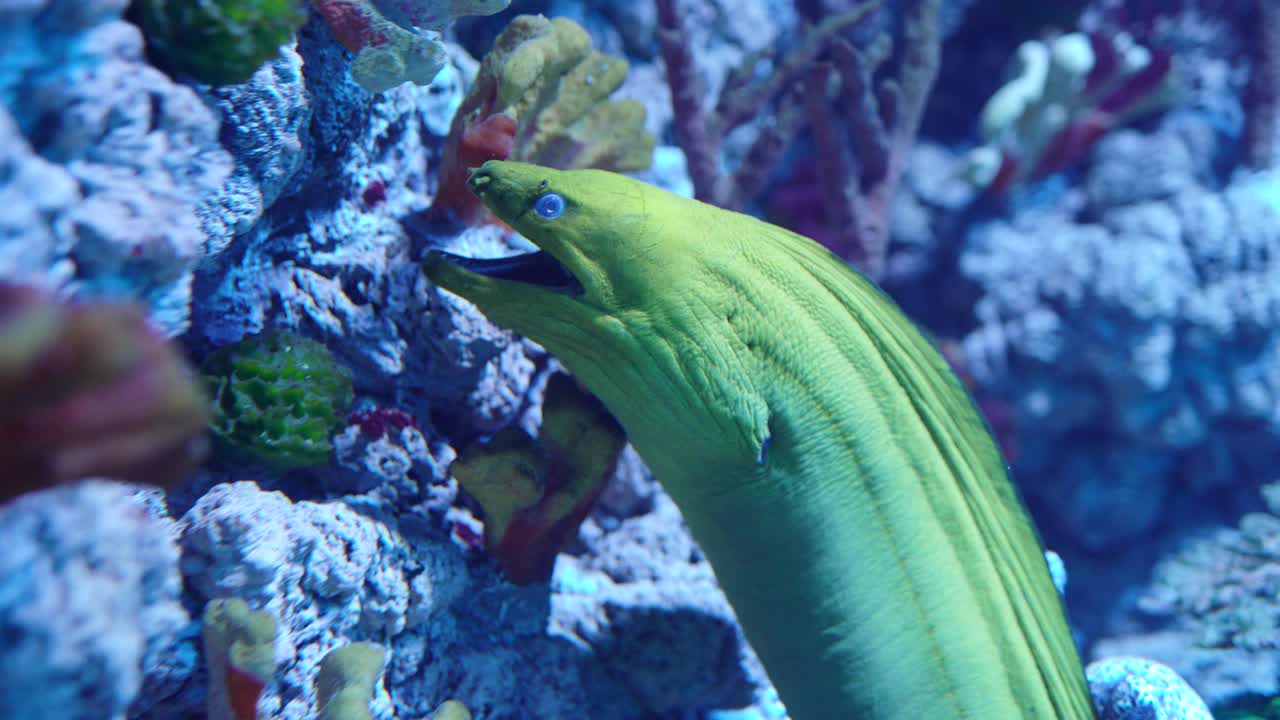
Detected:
left=967, top=30, right=1176, bottom=194
left=1, top=0, right=1266, bottom=717
left=429, top=14, right=655, bottom=226
left=0, top=481, right=186, bottom=720
left=960, top=128, right=1280, bottom=560
left=655, top=0, right=869, bottom=210
left=197, top=45, right=311, bottom=255
left=190, top=24, right=540, bottom=436
left=310, top=0, right=510, bottom=93
left=334, top=406, right=455, bottom=503
left=659, top=0, right=941, bottom=277
left=556, top=487, right=765, bottom=714
left=202, top=596, right=392, bottom=720
left=1094, top=482, right=1280, bottom=709
left=0, top=0, right=233, bottom=334
left=154, top=478, right=772, bottom=718
left=204, top=331, right=354, bottom=470
left=130, top=0, right=307, bottom=85
left=173, top=481, right=439, bottom=717
left=0, top=285, right=211, bottom=500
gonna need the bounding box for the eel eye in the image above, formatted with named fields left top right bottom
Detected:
left=533, top=192, right=565, bottom=219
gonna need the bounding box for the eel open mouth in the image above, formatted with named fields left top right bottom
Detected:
left=431, top=249, right=584, bottom=296
left=426, top=164, right=584, bottom=296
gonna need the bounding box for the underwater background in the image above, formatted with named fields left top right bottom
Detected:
left=2, top=0, right=1280, bottom=718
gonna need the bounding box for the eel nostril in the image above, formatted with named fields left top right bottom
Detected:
left=466, top=167, right=493, bottom=193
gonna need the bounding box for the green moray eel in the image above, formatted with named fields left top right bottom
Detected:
left=422, top=161, right=1097, bottom=720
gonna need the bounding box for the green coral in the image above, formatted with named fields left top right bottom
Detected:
left=316, top=643, right=386, bottom=720
left=130, top=0, right=306, bottom=85
left=1218, top=696, right=1280, bottom=720
left=204, top=331, right=353, bottom=470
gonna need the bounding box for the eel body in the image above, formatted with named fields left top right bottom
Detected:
left=423, top=161, right=1097, bottom=719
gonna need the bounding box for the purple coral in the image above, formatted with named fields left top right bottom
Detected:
left=349, top=407, right=416, bottom=440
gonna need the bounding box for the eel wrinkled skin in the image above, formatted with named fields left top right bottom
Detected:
left=422, top=160, right=1097, bottom=719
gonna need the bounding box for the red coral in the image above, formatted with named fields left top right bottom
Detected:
left=1027, top=110, right=1112, bottom=181
left=493, top=455, right=611, bottom=585
left=450, top=374, right=626, bottom=585
left=0, top=284, right=211, bottom=503
left=430, top=113, right=518, bottom=226
left=310, top=0, right=389, bottom=53
left=360, top=178, right=387, bottom=207
left=349, top=406, right=416, bottom=440
left=226, top=665, right=267, bottom=720
left=989, top=32, right=1174, bottom=194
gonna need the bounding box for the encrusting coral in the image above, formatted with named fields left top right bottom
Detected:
left=310, top=0, right=511, bottom=93
left=450, top=373, right=627, bottom=584
left=0, top=284, right=211, bottom=502
left=1089, top=479, right=1280, bottom=708
left=657, top=0, right=940, bottom=278
left=429, top=14, right=655, bottom=225
left=203, top=330, right=354, bottom=470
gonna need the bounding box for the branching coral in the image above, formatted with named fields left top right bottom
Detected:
left=310, top=0, right=510, bottom=94
left=130, top=0, right=308, bottom=85
left=429, top=14, right=655, bottom=225
left=449, top=373, right=626, bottom=584
left=658, top=0, right=940, bottom=278
left=657, top=0, right=877, bottom=210
left=0, top=284, right=212, bottom=502
left=794, top=0, right=942, bottom=278
left=967, top=31, right=1176, bottom=194
left=203, top=330, right=354, bottom=470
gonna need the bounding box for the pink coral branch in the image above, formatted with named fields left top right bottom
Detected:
left=656, top=0, right=879, bottom=209
left=654, top=0, right=724, bottom=205
left=797, top=0, right=940, bottom=278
